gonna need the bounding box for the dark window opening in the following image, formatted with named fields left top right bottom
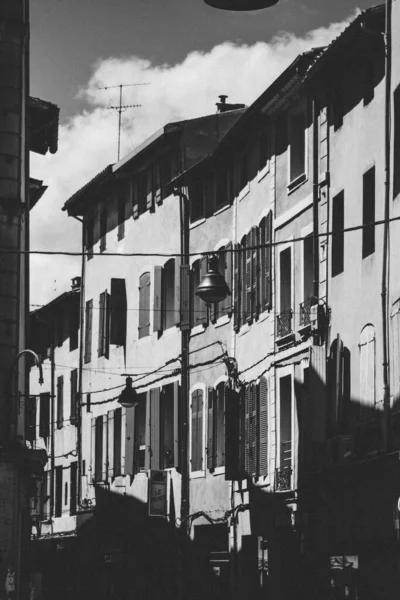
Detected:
left=84, top=299, right=93, bottom=364
left=70, top=368, right=78, bottom=425
left=136, top=393, right=146, bottom=471
left=99, top=209, right=107, bottom=253
left=56, top=375, right=64, bottom=429
left=117, top=196, right=125, bottom=240
left=289, top=108, right=306, bottom=183
left=98, top=290, right=110, bottom=357
left=280, top=248, right=291, bottom=312
left=94, top=416, right=103, bottom=482
left=362, top=166, right=375, bottom=258
left=110, top=279, right=127, bottom=346
left=138, top=171, right=147, bottom=215
left=69, top=304, right=79, bottom=352
left=163, top=259, right=175, bottom=330
left=55, top=466, right=62, bottom=518
left=26, top=396, right=37, bottom=443
left=64, top=481, right=68, bottom=505
left=161, top=384, right=174, bottom=469
left=279, top=375, right=292, bottom=469
left=139, top=272, right=151, bottom=339
left=39, top=392, right=50, bottom=439
left=70, top=462, right=77, bottom=516
left=215, top=383, right=225, bottom=468
left=332, top=191, right=344, bottom=277
left=113, top=408, right=122, bottom=476
left=86, top=393, right=91, bottom=413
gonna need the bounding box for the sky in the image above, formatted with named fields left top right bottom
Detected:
left=29, top=0, right=379, bottom=308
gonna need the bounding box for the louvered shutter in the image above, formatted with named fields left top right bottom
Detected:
left=233, top=243, right=241, bottom=332
left=258, top=377, right=268, bottom=476
left=124, top=406, right=135, bottom=476
left=261, top=212, right=272, bottom=312
left=244, top=386, right=251, bottom=476
left=249, top=384, right=258, bottom=477
left=225, top=387, right=240, bottom=481
left=132, top=179, right=139, bottom=219
left=110, top=279, right=127, bottom=346
left=155, top=164, right=162, bottom=204
left=197, top=390, right=204, bottom=471
left=222, top=243, right=233, bottom=316
left=108, top=410, right=114, bottom=479
left=102, top=415, right=108, bottom=481
left=173, top=382, right=180, bottom=468
left=98, top=292, right=105, bottom=357
left=251, top=227, right=259, bottom=320
left=150, top=388, right=160, bottom=470
left=105, top=292, right=110, bottom=358
left=245, top=232, right=253, bottom=323
left=153, top=266, right=163, bottom=332
left=180, top=261, right=191, bottom=330
left=84, top=299, right=93, bottom=364
left=70, top=369, right=77, bottom=425
left=191, top=390, right=199, bottom=472
left=207, top=388, right=215, bottom=471
left=91, top=418, right=96, bottom=482
left=198, top=257, right=208, bottom=325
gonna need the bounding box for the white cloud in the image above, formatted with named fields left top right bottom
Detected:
left=30, top=12, right=356, bottom=307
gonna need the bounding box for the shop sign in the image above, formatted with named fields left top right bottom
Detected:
left=149, top=470, right=167, bottom=517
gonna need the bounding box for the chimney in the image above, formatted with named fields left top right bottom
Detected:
left=216, top=94, right=246, bottom=113
left=71, top=276, right=81, bottom=291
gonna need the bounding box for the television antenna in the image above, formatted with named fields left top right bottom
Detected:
left=99, top=82, right=150, bottom=160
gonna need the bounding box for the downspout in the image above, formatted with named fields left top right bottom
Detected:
left=312, top=97, right=319, bottom=301
left=72, top=215, right=85, bottom=506
left=382, top=0, right=392, bottom=452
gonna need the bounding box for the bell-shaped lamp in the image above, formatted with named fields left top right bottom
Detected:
left=203, top=0, right=279, bottom=10
left=118, top=377, right=139, bottom=408
left=196, top=254, right=230, bottom=304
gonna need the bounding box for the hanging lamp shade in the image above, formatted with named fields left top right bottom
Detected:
left=118, top=377, right=139, bottom=408
left=196, top=255, right=230, bottom=304
left=203, top=0, right=279, bottom=10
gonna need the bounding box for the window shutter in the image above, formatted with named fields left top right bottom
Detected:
left=139, top=272, right=151, bottom=338
left=120, top=407, right=126, bottom=474
left=110, top=279, right=127, bottom=346
left=70, top=369, right=77, bottom=425
left=222, top=243, right=233, bottom=316
left=84, top=299, right=93, bottom=364
left=180, top=262, right=191, bottom=331
left=153, top=266, right=163, bottom=332
left=144, top=391, right=151, bottom=471
left=102, top=414, right=108, bottom=481
left=150, top=388, right=160, bottom=470
left=132, top=179, right=139, bottom=219
left=198, top=257, right=208, bottom=326
left=251, top=227, right=259, bottom=320
left=225, top=387, right=240, bottom=481
left=197, top=390, right=204, bottom=472
left=245, top=232, right=253, bottom=323
left=173, top=382, right=180, bottom=468
left=98, top=292, right=105, bottom=357
left=124, top=406, right=135, bottom=476
left=146, top=167, right=154, bottom=211
left=251, top=384, right=259, bottom=477
left=261, top=212, right=272, bottom=312
left=91, top=418, right=96, bottom=482
left=207, top=388, right=215, bottom=471
left=244, top=386, right=251, bottom=476
left=57, top=375, right=63, bottom=429
left=155, top=164, right=162, bottom=204
left=258, top=377, right=268, bottom=477
left=191, top=390, right=199, bottom=472
left=108, top=410, right=114, bottom=479
left=233, top=243, right=241, bottom=332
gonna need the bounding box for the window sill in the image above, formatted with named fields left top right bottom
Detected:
left=213, top=203, right=230, bottom=217
left=212, top=466, right=225, bottom=476
left=190, top=324, right=206, bottom=337
left=214, top=314, right=230, bottom=328
left=190, top=217, right=206, bottom=231
left=287, top=172, right=307, bottom=194
left=257, top=163, right=270, bottom=183
left=190, top=469, right=206, bottom=479
left=238, top=182, right=250, bottom=202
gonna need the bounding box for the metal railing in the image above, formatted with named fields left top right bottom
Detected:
left=275, top=465, right=292, bottom=492
left=277, top=308, right=293, bottom=338
left=299, top=296, right=318, bottom=327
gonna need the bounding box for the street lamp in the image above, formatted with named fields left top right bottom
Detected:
left=196, top=254, right=230, bottom=304
left=203, top=0, right=279, bottom=10
left=118, top=377, right=139, bottom=408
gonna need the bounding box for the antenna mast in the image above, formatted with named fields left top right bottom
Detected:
left=99, top=82, right=150, bottom=160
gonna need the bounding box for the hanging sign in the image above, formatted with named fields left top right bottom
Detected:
left=149, top=470, right=168, bottom=517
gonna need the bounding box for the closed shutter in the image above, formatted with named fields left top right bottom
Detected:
left=233, top=243, right=241, bottom=332
left=84, top=299, right=93, bottom=364
left=98, top=292, right=104, bottom=357
left=132, top=179, right=139, bottom=219
left=180, top=262, right=191, bottom=331
left=261, top=212, right=272, bottom=312
left=207, top=388, right=215, bottom=471
left=150, top=388, right=161, bottom=470
left=225, top=387, right=240, bottom=481
left=191, top=390, right=200, bottom=472
left=245, top=232, right=252, bottom=323
left=108, top=410, right=114, bottom=479
left=57, top=375, right=64, bottom=429
left=251, top=227, right=259, bottom=320
left=222, top=243, right=232, bottom=316
left=138, top=273, right=151, bottom=338
left=98, top=291, right=110, bottom=357
left=70, top=369, right=78, bottom=425
left=102, top=415, right=108, bottom=480
left=244, top=386, right=251, bottom=476
left=173, top=382, right=180, bottom=468
left=146, top=167, right=154, bottom=211
left=91, top=418, right=96, bottom=482
left=153, top=266, right=163, bottom=332
left=258, top=377, right=268, bottom=476
left=155, top=164, right=162, bottom=204
left=124, top=406, right=135, bottom=476
left=250, top=384, right=258, bottom=477
left=110, top=279, right=127, bottom=346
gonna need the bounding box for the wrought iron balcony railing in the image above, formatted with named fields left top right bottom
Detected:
left=275, top=465, right=292, bottom=492
left=299, top=296, right=318, bottom=327
left=277, top=308, right=293, bottom=338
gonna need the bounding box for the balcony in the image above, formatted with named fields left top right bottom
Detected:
left=275, top=465, right=292, bottom=492
left=299, top=296, right=318, bottom=328
left=276, top=308, right=294, bottom=346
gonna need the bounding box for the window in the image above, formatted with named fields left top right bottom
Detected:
left=163, top=259, right=175, bottom=330
left=189, top=181, right=206, bottom=223
left=70, top=369, right=78, bottom=425
left=56, top=375, right=64, bottom=429
left=278, top=247, right=292, bottom=337
left=259, top=213, right=273, bottom=313
left=39, top=392, right=50, bottom=439
left=279, top=375, right=292, bottom=470
left=288, top=106, right=306, bottom=184
left=244, top=228, right=258, bottom=323
left=110, top=279, right=127, bottom=346
left=26, top=396, right=37, bottom=443
left=84, top=299, right=93, bottom=364
left=243, top=377, right=269, bottom=478
left=113, top=408, right=122, bottom=475
left=70, top=462, right=77, bottom=516
left=138, top=272, right=151, bottom=339
left=98, top=290, right=110, bottom=357
left=99, top=209, right=107, bottom=253
left=362, top=166, right=375, bottom=258
left=86, top=392, right=91, bottom=413
left=117, top=196, right=125, bottom=240
left=55, top=466, right=62, bottom=517
left=359, top=325, right=375, bottom=422
left=191, top=258, right=208, bottom=328
left=207, top=383, right=225, bottom=471
left=154, top=260, right=179, bottom=334
left=69, top=303, right=79, bottom=352
left=148, top=384, right=179, bottom=470
left=86, top=217, right=94, bottom=260
left=332, top=191, right=344, bottom=277
left=191, top=389, right=204, bottom=472
left=391, top=301, right=400, bottom=413
left=93, top=416, right=103, bottom=482
left=136, top=393, right=147, bottom=471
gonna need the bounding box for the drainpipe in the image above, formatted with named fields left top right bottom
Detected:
left=382, top=0, right=392, bottom=452
left=72, top=215, right=85, bottom=506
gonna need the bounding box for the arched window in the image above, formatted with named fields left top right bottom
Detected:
left=359, top=324, right=375, bottom=422
left=138, top=272, right=150, bottom=339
